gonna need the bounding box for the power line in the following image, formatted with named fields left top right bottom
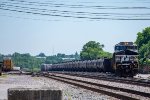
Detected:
left=1, top=7, right=150, bottom=20
left=2, top=0, right=150, bottom=10
left=0, top=0, right=150, bottom=20
left=0, top=13, right=61, bottom=21
left=2, top=3, right=150, bottom=16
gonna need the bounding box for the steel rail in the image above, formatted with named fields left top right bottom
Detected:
left=50, top=74, right=150, bottom=98
left=44, top=74, right=138, bottom=100
left=51, top=72, right=150, bottom=87
left=40, top=72, right=150, bottom=100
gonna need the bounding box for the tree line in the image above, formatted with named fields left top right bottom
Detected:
left=0, top=42, right=111, bottom=71
left=0, top=52, right=80, bottom=71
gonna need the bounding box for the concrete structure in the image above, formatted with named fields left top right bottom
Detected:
left=8, top=87, right=62, bottom=100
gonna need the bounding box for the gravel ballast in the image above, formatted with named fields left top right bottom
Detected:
left=52, top=73, right=150, bottom=94
left=0, top=75, right=116, bottom=100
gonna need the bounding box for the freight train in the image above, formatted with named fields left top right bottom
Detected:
left=41, top=42, right=139, bottom=77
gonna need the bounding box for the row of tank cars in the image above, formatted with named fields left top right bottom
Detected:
left=41, top=58, right=112, bottom=72
left=41, top=42, right=139, bottom=77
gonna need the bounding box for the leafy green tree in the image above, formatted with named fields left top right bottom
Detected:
left=37, top=53, right=46, bottom=57
left=45, top=55, right=63, bottom=64
left=80, top=41, right=111, bottom=60
left=136, top=27, right=150, bottom=48
left=57, top=53, right=65, bottom=58
left=12, top=52, right=44, bottom=71
left=139, top=41, right=150, bottom=64
left=135, top=27, right=150, bottom=64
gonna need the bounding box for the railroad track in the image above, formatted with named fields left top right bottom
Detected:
left=40, top=72, right=150, bottom=100
left=3, top=70, right=32, bottom=75
left=50, top=71, right=150, bottom=87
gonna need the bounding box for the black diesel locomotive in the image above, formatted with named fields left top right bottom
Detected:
left=41, top=42, right=139, bottom=77
left=113, top=42, right=138, bottom=77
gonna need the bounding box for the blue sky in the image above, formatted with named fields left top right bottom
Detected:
left=0, top=0, right=150, bottom=55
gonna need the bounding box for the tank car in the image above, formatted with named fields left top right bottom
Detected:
left=41, top=64, right=52, bottom=71
left=41, top=58, right=112, bottom=72
left=82, top=61, right=87, bottom=71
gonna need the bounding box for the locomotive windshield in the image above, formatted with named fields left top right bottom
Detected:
left=115, top=45, right=137, bottom=52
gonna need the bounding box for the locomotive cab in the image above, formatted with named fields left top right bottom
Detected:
left=114, top=42, right=139, bottom=77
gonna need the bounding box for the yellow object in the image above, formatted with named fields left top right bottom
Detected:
left=3, top=58, right=13, bottom=71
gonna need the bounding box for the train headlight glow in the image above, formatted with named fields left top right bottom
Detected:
left=129, top=56, right=138, bottom=61
left=116, top=56, right=121, bottom=62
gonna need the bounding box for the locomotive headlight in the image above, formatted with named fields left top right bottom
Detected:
left=130, top=56, right=134, bottom=61
left=130, top=56, right=138, bottom=61
left=134, top=56, right=138, bottom=61
left=116, top=56, right=122, bottom=62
